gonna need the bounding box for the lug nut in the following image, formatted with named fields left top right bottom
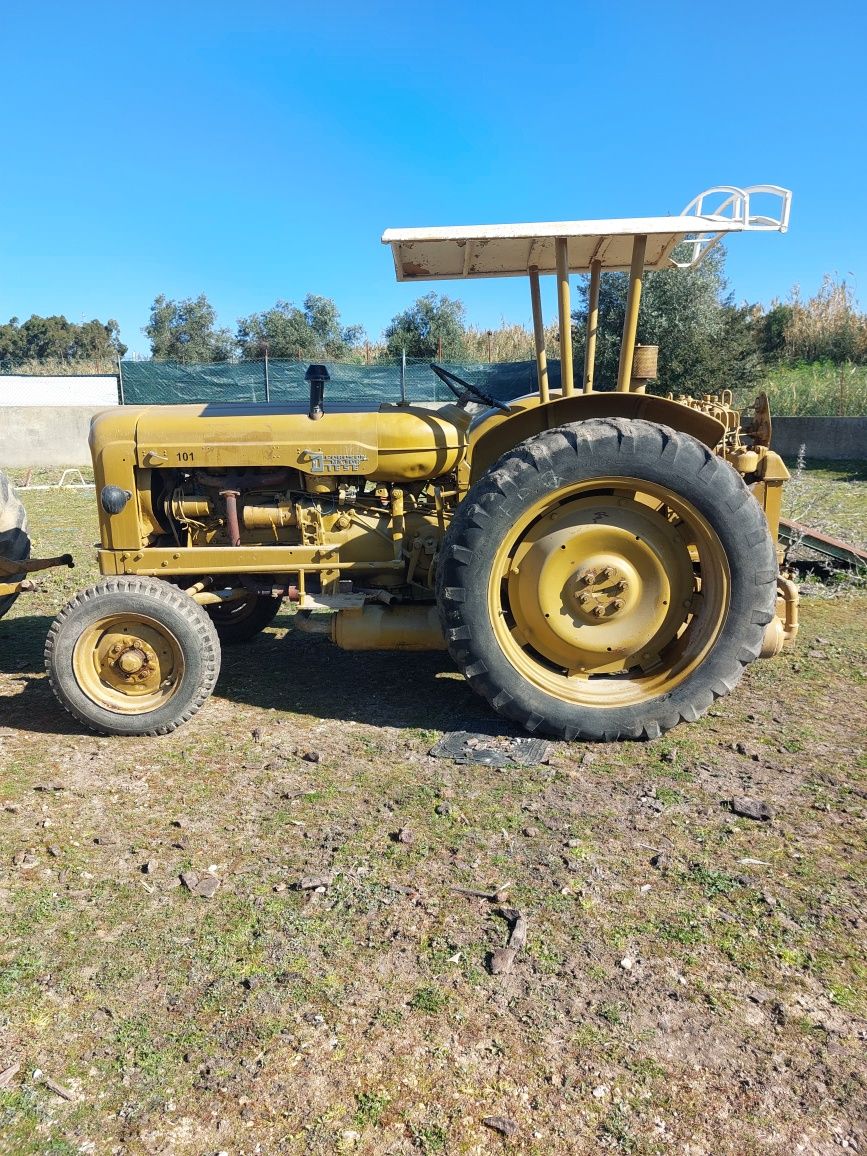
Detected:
left=582, top=570, right=597, bottom=586
left=592, top=605, right=606, bottom=618
left=600, top=566, right=615, bottom=581
left=616, top=578, right=629, bottom=592
left=612, top=598, right=625, bottom=611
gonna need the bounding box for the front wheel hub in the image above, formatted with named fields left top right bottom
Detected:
left=116, top=644, right=149, bottom=675
left=72, top=616, right=184, bottom=711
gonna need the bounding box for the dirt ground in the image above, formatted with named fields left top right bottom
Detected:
left=1, top=467, right=865, bottom=1155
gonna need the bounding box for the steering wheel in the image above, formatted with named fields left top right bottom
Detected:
left=430, top=363, right=511, bottom=413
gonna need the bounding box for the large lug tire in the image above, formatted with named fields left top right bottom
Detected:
left=205, top=591, right=283, bottom=644
left=0, top=470, right=30, bottom=620
left=45, top=576, right=221, bottom=736
left=436, top=418, right=778, bottom=741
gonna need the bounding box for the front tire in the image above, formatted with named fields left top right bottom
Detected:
left=45, top=576, right=221, bottom=736
left=437, top=419, right=777, bottom=741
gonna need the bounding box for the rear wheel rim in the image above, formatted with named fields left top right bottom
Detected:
left=208, top=595, right=256, bottom=623
left=72, top=613, right=185, bottom=715
left=488, top=477, right=730, bottom=708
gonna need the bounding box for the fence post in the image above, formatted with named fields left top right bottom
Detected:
left=400, top=348, right=407, bottom=404
left=838, top=362, right=845, bottom=416
left=116, top=353, right=125, bottom=404
left=264, top=347, right=271, bottom=404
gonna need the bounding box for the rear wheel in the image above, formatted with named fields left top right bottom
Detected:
left=0, top=470, right=30, bottom=620
left=437, top=418, right=777, bottom=740
left=205, top=591, right=283, bottom=643
left=45, top=576, right=221, bottom=736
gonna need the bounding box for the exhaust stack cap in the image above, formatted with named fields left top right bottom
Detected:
left=305, top=364, right=330, bottom=421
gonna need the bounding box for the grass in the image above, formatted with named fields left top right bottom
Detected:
left=0, top=468, right=865, bottom=1153
left=735, top=360, right=867, bottom=416
left=782, top=456, right=867, bottom=552
left=353, top=1090, right=391, bottom=1127
left=409, top=986, right=448, bottom=1015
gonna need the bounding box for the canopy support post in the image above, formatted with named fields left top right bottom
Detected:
left=555, top=237, right=575, bottom=396
left=528, top=266, right=549, bottom=403
left=583, top=258, right=601, bottom=394
left=616, top=234, right=647, bottom=392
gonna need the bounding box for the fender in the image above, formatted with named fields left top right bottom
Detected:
left=466, top=392, right=727, bottom=484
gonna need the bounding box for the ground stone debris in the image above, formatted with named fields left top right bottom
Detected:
left=196, top=874, right=220, bottom=899
left=730, top=796, right=774, bottom=822
left=482, top=1115, right=519, bottom=1137
left=180, top=870, right=221, bottom=898
left=298, top=873, right=333, bottom=890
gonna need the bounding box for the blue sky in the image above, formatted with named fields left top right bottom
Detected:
left=1, top=0, right=865, bottom=356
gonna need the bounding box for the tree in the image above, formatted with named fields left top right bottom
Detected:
left=755, top=302, right=794, bottom=363
left=236, top=294, right=364, bottom=360
left=302, top=294, right=365, bottom=356
left=571, top=245, right=763, bottom=395
left=145, top=294, right=233, bottom=362
left=384, top=293, right=468, bottom=359
left=0, top=313, right=126, bottom=365
left=75, top=318, right=127, bottom=360
left=0, top=317, right=26, bottom=363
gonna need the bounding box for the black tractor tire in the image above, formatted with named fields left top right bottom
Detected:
left=205, top=591, right=284, bottom=644
left=436, top=418, right=777, bottom=741
left=0, top=470, right=30, bottom=620
left=45, top=576, right=221, bottom=736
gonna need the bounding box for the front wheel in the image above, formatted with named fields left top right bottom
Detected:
left=437, top=418, right=777, bottom=741
left=45, top=576, right=221, bottom=736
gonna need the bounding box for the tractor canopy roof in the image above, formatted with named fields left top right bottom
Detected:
left=382, top=185, right=791, bottom=281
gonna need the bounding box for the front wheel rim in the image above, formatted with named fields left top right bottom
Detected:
left=488, top=477, right=730, bottom=708
left=72, top=613, right=185, bottom=715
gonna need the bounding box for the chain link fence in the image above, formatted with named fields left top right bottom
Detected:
left=118, top=357, right=562, bottom=406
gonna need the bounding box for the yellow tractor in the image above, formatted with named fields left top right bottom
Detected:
left=45, top=185, right=798, bottom=739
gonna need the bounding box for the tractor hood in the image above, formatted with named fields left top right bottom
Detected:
left=90, top=402, right=470, bottom=483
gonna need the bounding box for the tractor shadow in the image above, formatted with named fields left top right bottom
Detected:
left=219, top=615, right=503, bottom=732
left=0, top=613, right=85, bottom=735
left=0, top=612, right=506, bottom=737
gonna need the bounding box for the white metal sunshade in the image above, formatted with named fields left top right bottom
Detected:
left=382, top=185, right=792, bottom=281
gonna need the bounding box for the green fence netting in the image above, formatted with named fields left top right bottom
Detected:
left=119, top=358, right=563, bottom=406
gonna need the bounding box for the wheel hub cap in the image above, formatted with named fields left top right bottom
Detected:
left=116, top=644, right=149, bottom=675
